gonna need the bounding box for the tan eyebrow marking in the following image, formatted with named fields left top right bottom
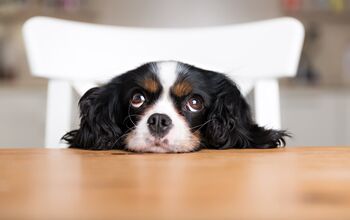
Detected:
left=172, top=81, right=192, bottom=97
left=143, top=78, right=160, bottom=93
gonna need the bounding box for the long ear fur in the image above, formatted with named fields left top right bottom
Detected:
left=62, top=84, right=123, bottom=150
left=204, top=77, right=289, bottom=149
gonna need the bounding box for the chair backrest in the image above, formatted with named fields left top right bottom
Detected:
left=23, top=16, right=304, bottom=148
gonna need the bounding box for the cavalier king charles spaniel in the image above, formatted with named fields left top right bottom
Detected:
left=63, top=61, right=288, bottom=153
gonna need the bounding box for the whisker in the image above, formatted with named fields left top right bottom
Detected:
left=127, top=105, right=137, bottom=127
left=112, top=133, right=129, bottom=147
left=190, top=119, right=214, bottom=133
left=112, top=126, right=135, bottom=147
left=123, top=114, right=140, bottom=125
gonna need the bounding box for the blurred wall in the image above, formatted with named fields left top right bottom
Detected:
left=311, top=23, right=350, bottom=86
left=91, top=0, right=282, bottom=27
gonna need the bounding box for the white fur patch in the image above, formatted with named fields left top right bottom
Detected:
left=125, top=61, right=199, bottom=153
left=157, top=61, right=178, bottom=95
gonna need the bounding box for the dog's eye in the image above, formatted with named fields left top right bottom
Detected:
left=130, top=93, right=146, bottom=108
left=186, top=95, right=204, bottom=112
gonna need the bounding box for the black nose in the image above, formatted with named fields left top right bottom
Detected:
left=147, top=113, right=173, bottom=138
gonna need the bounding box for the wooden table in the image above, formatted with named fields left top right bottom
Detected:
left=0, top=147, right=350, bottom=220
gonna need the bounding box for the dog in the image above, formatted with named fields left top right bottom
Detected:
left=63, top=61, right=288, bottom=153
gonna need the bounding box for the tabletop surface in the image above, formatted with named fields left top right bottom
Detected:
left=0, top=147, right=350, bottom=220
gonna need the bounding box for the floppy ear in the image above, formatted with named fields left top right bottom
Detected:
left=62, top=84, right=123, bottom=150
left=204, top=77, right=288, bottom=149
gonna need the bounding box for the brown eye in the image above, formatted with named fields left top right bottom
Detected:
left=130, top=93, right=146, bottom=108
left=186, top=95, right=204, bottom=112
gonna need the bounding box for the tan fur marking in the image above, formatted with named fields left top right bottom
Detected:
left=187, top=130, right=201, bottom=151
left=172, top=81, right=192, bottom=97
left=193, top=130, right=201, bottom=139
left=143, top=79, right=159, bottom=93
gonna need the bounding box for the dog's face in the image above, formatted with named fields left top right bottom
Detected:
left=64, top=61, right=287, bottom=152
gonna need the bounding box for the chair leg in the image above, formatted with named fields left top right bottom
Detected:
left=45, top=80, right=72, bottom=148
left=254, top=79, right=281, bottom=129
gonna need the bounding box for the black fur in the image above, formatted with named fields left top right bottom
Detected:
left=62, top=84, right=124, bottom=150
left=202, top=73, right=288, bottom=149
left=63, top=61, right=289, bottom=151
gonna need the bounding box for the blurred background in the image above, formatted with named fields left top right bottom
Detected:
left=0, top=0, right=349, bottom=147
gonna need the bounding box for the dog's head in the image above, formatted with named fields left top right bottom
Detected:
left=63, top=61, right=288, bottom=152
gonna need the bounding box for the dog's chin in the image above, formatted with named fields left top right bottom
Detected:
left=125, top=136, right=198, bottom=153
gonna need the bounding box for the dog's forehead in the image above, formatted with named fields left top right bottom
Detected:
left=155, top=61, right=199, bottom=97
left=156, top=61, right=179, bottom=91
left=134, top=61, right=179, bottom=94
left=136, top=61, right=206, bottom=97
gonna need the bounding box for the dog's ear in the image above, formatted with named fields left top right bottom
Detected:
left=62, top=84, right=123, bottom=149
left=204, top=77, right=288, bottom=149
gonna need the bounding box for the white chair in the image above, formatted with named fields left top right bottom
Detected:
left=22, top=16, right=304, bottom=148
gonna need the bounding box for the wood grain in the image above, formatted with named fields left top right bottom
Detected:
left=0, top=147, right=350, bottom=220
